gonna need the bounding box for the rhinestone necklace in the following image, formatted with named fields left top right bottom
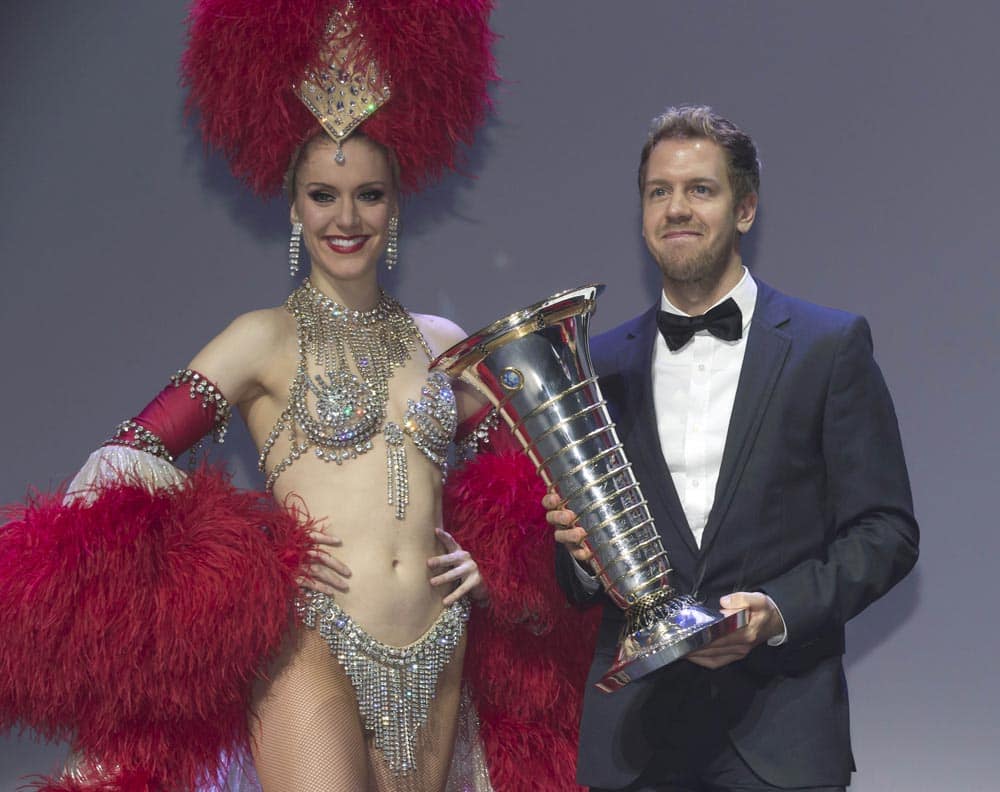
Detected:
left=259, top=280, right=433, bottom=518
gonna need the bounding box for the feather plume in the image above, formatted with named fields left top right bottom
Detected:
left=181, top=0, right=497, bottom=195
left=0, top=469, right=312, bottom=790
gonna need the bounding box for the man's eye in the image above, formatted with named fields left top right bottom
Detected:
left=692, top=185, right=711, bottom=195
left=649, top=186, right=667, bottom=198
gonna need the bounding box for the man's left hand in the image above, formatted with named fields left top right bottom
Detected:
left=685, top=592, right=784, bottom=670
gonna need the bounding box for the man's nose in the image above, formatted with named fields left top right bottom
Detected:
left=666, top=192, right=691, bottom=220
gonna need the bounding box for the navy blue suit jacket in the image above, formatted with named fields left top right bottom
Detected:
left=556, top=280, right=919, bottom=789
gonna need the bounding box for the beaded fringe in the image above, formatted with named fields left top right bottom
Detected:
left=384, top=421, right=409, bottom=520
left=299, top=592, right=470, bottom=776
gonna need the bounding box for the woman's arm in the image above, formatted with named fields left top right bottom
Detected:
left=67, top=308, right=288, bottom=498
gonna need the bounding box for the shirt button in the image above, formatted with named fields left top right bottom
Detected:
left=692, top=480, right=700, bottom=488
left=698, top=364, right=706, bottom=371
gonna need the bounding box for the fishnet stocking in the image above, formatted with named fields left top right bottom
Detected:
left=250, top=623, right=465, bottom=792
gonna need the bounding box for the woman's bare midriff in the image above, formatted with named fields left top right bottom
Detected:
left=271, top=449, right=451, bottom=647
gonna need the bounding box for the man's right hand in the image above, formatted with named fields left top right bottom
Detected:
left=543, top=491, right=595, bottom=567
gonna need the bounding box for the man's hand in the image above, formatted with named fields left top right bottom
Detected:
left=685, top=591, right=784, bottom=669
left=543, top=491, right=595, bottom=567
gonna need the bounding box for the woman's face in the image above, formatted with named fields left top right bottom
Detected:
left=291, top=135, right=396, bottom=291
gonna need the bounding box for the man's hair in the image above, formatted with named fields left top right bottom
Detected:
left=637, top=105, right=761, bottom=202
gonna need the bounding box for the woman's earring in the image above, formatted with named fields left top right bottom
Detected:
left=385, top=215, right=399, bottom=271
left=288, top=222, right=303, bottom=277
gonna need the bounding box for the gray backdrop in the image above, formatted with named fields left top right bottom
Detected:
left=2, top=1, right=998, bottom=789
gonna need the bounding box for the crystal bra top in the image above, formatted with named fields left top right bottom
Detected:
left=258, top=281, right=458, bottom=519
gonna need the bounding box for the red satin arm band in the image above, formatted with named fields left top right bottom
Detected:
left=105, top=370, right=232, bottom=461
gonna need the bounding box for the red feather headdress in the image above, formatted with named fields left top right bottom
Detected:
left=182, top=0, right=497, bottom=195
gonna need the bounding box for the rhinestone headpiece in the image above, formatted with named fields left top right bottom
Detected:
left=298, top=2, right=391, bottom=163
left=183, top=0, right=497, bottom=195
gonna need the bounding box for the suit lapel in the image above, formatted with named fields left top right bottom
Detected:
left=617, top=305, right=700, bottom=556
left=699, top=281, right=791, bottom=557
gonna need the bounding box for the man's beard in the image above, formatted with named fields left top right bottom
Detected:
left=653, top=230, right=732, bottom=287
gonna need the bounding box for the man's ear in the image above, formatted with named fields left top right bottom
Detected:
left=736, top=192, right=758, bottom=234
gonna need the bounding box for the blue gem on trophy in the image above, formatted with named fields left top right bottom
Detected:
left=500, top=368, right=524, bottom=391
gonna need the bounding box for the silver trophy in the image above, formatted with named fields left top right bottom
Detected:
left=432, top=285, right=746, bottom=691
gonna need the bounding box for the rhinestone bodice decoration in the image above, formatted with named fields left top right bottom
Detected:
left=399, top=370, right=457, bottom=469
left=259, top=281, right=458, bottom=518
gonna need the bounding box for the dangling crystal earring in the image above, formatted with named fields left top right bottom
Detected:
left=289, top=222, right=303, bottom=277
left=385, top=215, right=399, bottom=271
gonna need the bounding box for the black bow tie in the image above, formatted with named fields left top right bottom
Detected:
left=656, top=298, right=743, bottom=351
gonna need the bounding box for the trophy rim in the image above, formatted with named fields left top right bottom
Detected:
left=596, top=608, right=749, bottom=693
left=429, top=283, right=606, bottom=378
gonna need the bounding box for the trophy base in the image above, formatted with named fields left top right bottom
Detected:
left=596, top=605, right=748, bottom=693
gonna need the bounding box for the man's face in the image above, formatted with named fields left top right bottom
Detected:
left=641, top=138, right=756, bottom=290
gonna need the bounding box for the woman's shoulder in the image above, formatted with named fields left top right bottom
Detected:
left=226, top=305, right=293, bottom=338
left=187, top=305, right=294, bottom=404
left=409, top=312, right=489, bottom=419
left=409, top=312, right=467, bottom=358
left=217, top=305, right=298, bottom=370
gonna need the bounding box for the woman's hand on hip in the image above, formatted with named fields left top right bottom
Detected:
left=299, top=530, right=352, bottom=596
left=428, top=527, right=486, bottom=606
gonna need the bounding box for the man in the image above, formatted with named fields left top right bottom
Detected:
left=545, top=106, right=918, bottom=791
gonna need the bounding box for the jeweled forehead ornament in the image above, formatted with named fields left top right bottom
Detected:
left=297, top=1, right=391, bottom=164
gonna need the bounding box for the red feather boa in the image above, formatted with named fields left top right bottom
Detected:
left=445, top=438, right=600, bottom=791
left=0, top=469, right=312, bottom=791
left=3, top=440, right=599, bottom=789
left=182, top=0, right=497, bottom=195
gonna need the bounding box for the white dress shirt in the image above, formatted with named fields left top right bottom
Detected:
left=652, top=268, right=757, bottom=547
left=654, top=270, right=786, bottom=643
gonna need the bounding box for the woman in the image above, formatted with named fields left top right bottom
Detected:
left=0, top=2, right=498, bottom=790
left=201, top=129, right=489, bottom=790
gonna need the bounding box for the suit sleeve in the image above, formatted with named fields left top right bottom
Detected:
left=758, top=316, right=919, bottom=643
left=554, top=539, right=605, bottom=607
